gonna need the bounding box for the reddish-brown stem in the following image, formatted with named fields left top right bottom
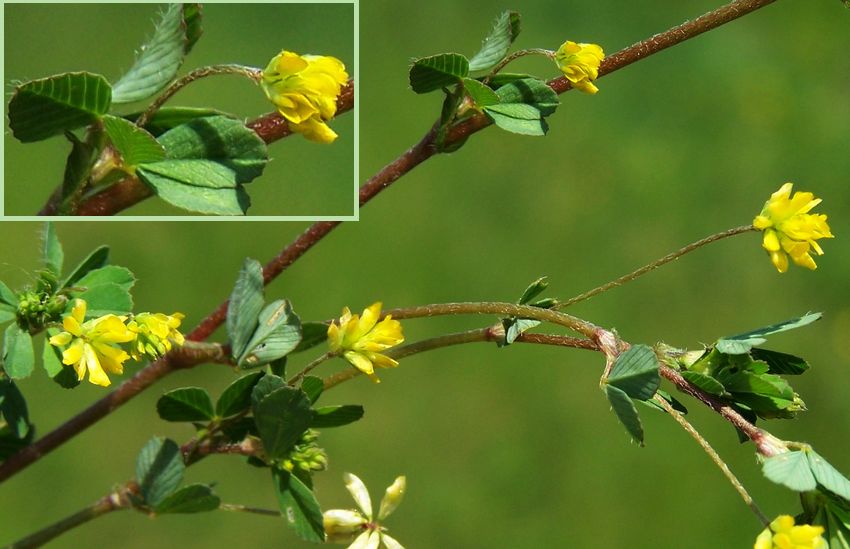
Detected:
left=660, top=365, right=782, bottom=457
left=37, top=81, right=355, bottom=216
left=8, top=0, right=779, bottom=483
left=0, top=343, right=226, bottom=483
left=188, top=127, right=438, bottom=341
left=446, top=0, right=778, bottom=141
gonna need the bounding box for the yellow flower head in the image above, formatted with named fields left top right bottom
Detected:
left=261, top=50, right=349, bottom=144
left=327, top=302, right=404, bottom=383
left=754, top=515, right=827, bottom=549
left=127, top=312, right=185, bottom=361
left=48, top=299, right=134, bottom=387
left=554, top=40, right=604, bottom=94
left=753, top=183, right=834, bottom=273
left=323, top=472, right=407, bottom=548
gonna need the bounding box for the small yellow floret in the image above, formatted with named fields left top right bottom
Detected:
left=753, top=183, right=833, bottom=273
left=554, top=41, right=604, bottom=94
left=261, top=51, right=348, bottom=143
left=127, top=312, right=185, bottom=361
left=327, top=302, right=404, bottom=383
left=754, top=515, right=827, bottom=549
left=48, top=299, right=134, bottom=387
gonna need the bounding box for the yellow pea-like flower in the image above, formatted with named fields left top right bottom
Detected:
left=126, top=312, right=185, bottom=361
left=261, top=50, right=348, bottom=143
left=327, top=302, right=404, bottom=383
left=48, top=299, right=134, bottom=387
left=753, top=183, right=833, bottom=273
left=754, top=515, right=827, bottom=549
left=554, top=40, right=604, bottom=94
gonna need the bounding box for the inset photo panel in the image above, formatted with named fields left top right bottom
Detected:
left=3, top=2, right=356, bottom=219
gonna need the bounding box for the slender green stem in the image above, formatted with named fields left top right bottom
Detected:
left=135, top=64, right=262, bottom=127
left=654, top=395, right=769, bottom=526
left=556, top=225, right=755, bottom=309
left=484, top=48, right=554, bottom=83
left=384, top=302, right=600, bottom=339
left=8, top=492, right=128, bottom=548
left=219, top=503, right=281, bottom=517
left=288, top=351, right=335, bottom=386
left=323, top=326, right=598, bottom=390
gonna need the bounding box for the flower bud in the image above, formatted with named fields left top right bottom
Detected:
left=323, top=509, right=367, bottom=544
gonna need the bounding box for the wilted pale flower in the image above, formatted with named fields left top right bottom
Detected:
left=48, top=299, right=134, bottom=387
left=327, top=302, right=404, bottom=383
left=553, top=40, right=604, bottom=94
left=754, top=515, right=827, bottom=549
left=753, top=183, right=833, bottom=273
left=261, top=50, right=348, bottom=143
left=126, top=312, right=185, bottom=361
left=323, top=472, right=407, bottom=548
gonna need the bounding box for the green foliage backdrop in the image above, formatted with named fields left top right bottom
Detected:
left=3, top=4, right=355, bottom=216
left=1, top=1, right=849, bottom=547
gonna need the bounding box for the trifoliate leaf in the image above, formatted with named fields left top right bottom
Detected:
left=60, top=245, right=109, bottom=289
left=250, top=374, right=286, bottom=409
left=227, top=258, right=265, bottom=361
left=112, top=4, right=204, bottom=103
left=299, top=376, right=324, bottom=405
left=136, top=437, right=185, bottom=506
left=252, top=386, right=312, bottom=459
left=607, top=345, right=661, bottom=401
left=102, top=115, right=165, bottom=167
left=8, top=72, right=112, bottom=142
left=69, top=265, right=136, bottom=317
left=462, top=78, right=499, bottom=107
left=605, top=385, right=644, bottom=445
left=152, top=483, right=220, bottom=514
left=493, top=77, right=559, bottom=115
left=762, top=451, right=817, bottom=492
left=681, top=370, right=727, bottom=395
left=518, top=276, right=548, bottom=304
left=483, top=78, right=559, bottom=136
left=0, top=281, right=17, bottom=307
left=238, top=300, right=302, bottom=368
left=468, top=11, right=521, bottom=72
left=715, top=313, right=822, bottom=354
left=311, top=405, right=364, bottom=428
left=750, top=348, right=810, bottom=375
left=409, top=53, right=470, bottom=93
left=216, top=371, right=265, bottom=417
left=3, top=324, right=34, bottom=379
left=808, top=450, right=850, bottom=500
left=60, top=131, right=97, bottom=204
left=503, top=318, right=540, bottom=346
left=0, top=378, right=30, bottom=438
left=124, top=107, right=231, bottom=137
left=157, top=387, right=215, bottom=422
left=137, top=116, right=268, bottom=215
left=273, top=469, right=325, bottom=543
left=42, top=223, right=64, bottom=276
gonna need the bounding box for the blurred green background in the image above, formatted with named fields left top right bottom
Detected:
left=2, top=0, right=850, bottom=547
left=3, top=3, right=355, bottom=216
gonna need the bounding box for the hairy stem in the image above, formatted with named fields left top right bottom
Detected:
left=8, top=490, right=129, bottom=548
left=0, top=342, right=227, bottom=483
left=556, top=225, right=755, bottom=309
left=135, top=64, right=262, bottom=127
left=484, top=48, right=554, bottom=82
left=288, top=351, right=335, bottom=386
left=323, top=326, right=598, bottom=390
left=384, top=302, right=600, bottom=338
left=654, top=395, right=770, bottom=526
left=219, top=504, right=281, bottom=517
